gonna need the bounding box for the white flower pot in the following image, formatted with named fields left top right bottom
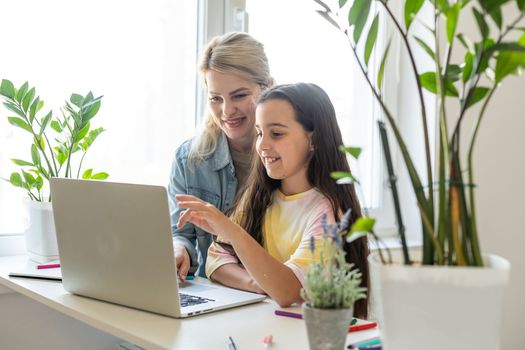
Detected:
left=369, top=252, right=510, bottom=350
left=23, top=199, right=59, bottom=263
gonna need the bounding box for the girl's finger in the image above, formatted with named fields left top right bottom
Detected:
left=177, top=201, right=209, bottom=210
left=175, top=194, right=204, bottom=203
left=177, top=209, right=195, bottom=228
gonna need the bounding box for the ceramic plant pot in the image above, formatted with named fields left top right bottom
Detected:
left=23, top=199, right=58, bottom=263
left=302, top=302, right=353, bottom=350
left=369, top=252, right=511, bottom=350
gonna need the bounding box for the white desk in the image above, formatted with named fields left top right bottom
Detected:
left=0, top=255, right=379, bottom=349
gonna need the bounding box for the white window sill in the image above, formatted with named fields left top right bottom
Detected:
left=0, top=233, right=26, bottom=256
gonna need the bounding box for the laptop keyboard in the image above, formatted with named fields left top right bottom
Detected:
left=179, top=293, right=215, bottom=307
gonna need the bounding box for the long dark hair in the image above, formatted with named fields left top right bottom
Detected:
left=231, top=83, right=369, bottom=318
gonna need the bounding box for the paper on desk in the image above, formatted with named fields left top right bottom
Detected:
left=8, top=259, right=62, bottom=281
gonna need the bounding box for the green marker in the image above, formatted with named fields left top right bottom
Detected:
left=354, top=338, right=381, bottom=348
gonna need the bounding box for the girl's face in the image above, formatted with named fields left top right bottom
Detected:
left=255, top=99, right=313, bottom=195
left=205, top=70, right=262, bottom=153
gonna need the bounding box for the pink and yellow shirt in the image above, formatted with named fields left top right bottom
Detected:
left=205, top=188, right=335, bottom=286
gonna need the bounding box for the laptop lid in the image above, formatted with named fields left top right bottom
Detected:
left=49, top=178, right=265, bottom=318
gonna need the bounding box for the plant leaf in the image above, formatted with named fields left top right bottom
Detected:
left=82, top=168, right=93, bottom=179
left=91, top=172, right=109, bottom=180
left=465, top=86, right=490, bottom=109
left=445, top=3, right=461, bottom=43
left=70, top=93, right=84, bottom=108
left=11, top=159, right=33, bottom=166
left=22, top=87, right=35, bottom=113
left=0, top=79, right=15, bottom=98
left=31, top=143, right=41, bottom=167
left=473, top=8, right=489, bottom=39
left=8, top=116, right=32, bottom=132
left=50, top=120, right=62, bottom=133
left=377, top=39, right=392, bottom=89
left=29, top=96, right=40, bottom=123
left=518, top=0, right=525, bottom=11
left=39, top=111, right=53, bottom=136
left=3, top=101, right=25, bottom=117
left=348, top=0, right=372, bottom=43
left=478, top=0, right=511, bottom=13
left=414, top=36, right=435, bottom=60
left=76, top=121, right=90, bottom=142
left=489, top=6, right=503, bottom=29
left=405, top=0, right=425, bottom=30
left=419, top=72, right=459, bottom=96
left=316, top=10, right=340, bottom=30
left=495, top=50, right=525, bottom=82
left=82, top=127, right=105, bottom=151
left=331, top=171, right=359, bottom=184
left=445, top=64, right=462, bottom=82
left=365, top=15, right=379, bottom=66
left=22, top=169, right=36, bottom=186
left=457, top=33, right=473, bottom=52
left=313, top=0, right=331, bottom=13
left=339, top=0, right=348, bottom=7
left=9, top=173, right=25, bottom=188
left=339, top=145, right=362, bottom=159
left=462, top=51, right=475, bottom=82
left=15, top=82, right=29, bottom=103
left=348, top=217, right=376, bottom=235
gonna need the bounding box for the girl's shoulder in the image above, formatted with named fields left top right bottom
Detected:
left=273, top=188, right=333, bottom=216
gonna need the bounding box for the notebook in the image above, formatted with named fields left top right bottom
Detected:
left=9, top=260, right=62, bottom=281
left=49, top=178, right=265, bottom=318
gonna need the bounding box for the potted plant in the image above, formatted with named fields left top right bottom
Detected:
left=314, top=0, right=522, bottom=348
left=301, top=210, right=367, bottom=350
left=0, top=79, right=108, bottom=262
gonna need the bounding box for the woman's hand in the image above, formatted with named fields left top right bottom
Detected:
left=175, top=194, right=239, bottom=241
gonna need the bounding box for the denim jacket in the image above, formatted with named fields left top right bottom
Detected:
left=168, top=132, right=238, bottom=277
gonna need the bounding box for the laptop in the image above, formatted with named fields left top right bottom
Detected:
left=49, top=178, right=266, bottom=318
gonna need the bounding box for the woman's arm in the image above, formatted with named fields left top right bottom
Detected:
left=176, top=194, right=303, bottom=307
left=168, top=155, right=198, bottom=279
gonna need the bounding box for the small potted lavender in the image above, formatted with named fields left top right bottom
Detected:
left=301, top=210, right=367, bottom=350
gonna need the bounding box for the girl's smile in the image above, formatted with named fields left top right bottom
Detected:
left=255, top=99, right=313, bottom=195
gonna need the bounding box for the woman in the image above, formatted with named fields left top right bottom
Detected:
left=168, top=32, right=273, bottom=279
left=176, top=83, right=369, bottom=317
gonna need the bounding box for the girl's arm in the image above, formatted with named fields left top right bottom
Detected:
left=176, top=194, right=303, bottom=307
left=210, top=263, right=266, bottom=294
left=226, top=225, right=303, bottom=306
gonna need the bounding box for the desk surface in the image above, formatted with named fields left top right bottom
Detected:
left=0, top=255, right=379, bottom=349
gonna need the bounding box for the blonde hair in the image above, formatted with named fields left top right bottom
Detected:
left=188, top=32, right=273, bottom=164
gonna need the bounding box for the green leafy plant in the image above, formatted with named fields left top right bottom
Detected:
left=301, top=210, right=367, bottom=309
left=314, top=0, right=525, bottom=266
left=0, top=79, right=108, bottom=201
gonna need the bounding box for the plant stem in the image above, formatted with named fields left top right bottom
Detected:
left=466, top=86, right=497, bottom=267
left=379, top=0, right=434, bottom=222
left=14, top=100, right=55, bottom=178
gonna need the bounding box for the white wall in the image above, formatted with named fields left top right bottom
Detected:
left=476, top=74, right=525, bottom=349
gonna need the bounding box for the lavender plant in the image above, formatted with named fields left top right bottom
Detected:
left=301, top=210, right=368, bottom=309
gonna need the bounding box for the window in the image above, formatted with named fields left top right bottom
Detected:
left=0, top=0, right=198, bottom=234
left=245, top=0, right=395, bottom=234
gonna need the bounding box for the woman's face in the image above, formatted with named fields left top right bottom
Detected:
left=255, top=99, right=313, bottom=195
left=205, top=70, right=262, bottom=153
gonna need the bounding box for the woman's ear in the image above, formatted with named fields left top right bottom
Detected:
left=308, top=132, right=315, bottom=151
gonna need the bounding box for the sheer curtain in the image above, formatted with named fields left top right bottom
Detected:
left=0, top=0, right=198, bottom=233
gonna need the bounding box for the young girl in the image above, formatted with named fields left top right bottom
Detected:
left=176, top=83, right=369, bottom=317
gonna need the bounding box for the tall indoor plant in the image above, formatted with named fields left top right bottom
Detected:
left=0, top=79, right=108, bottom=262
left=314, top=0, right=522, bottom=348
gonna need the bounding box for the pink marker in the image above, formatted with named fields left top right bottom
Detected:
left=37, top=263, right=60, bottom=270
